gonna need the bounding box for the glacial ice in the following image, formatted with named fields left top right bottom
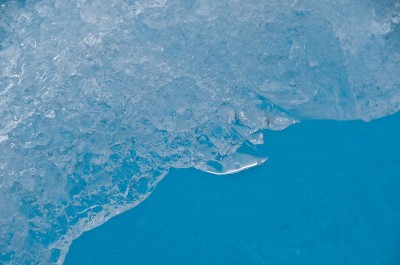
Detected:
left=0, top=0, right=399, bottom=264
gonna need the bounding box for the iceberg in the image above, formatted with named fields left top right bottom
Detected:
left=0, top=0, right=399, bottom=264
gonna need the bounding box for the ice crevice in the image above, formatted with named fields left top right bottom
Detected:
left=0, top=0, right=399, bottom=264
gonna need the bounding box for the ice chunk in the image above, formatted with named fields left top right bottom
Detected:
left=0, top=0, right=399, bottom=264
left=195, top=153, right=268, bottom=175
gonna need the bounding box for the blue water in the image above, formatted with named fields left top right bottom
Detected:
left=65, top=113, right=400, bottom=265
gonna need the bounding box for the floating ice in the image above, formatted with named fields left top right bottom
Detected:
left=0, top=0, right=399, bottom=264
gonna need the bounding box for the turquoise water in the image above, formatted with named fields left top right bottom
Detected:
left=65, top=113, right=400, bottom=265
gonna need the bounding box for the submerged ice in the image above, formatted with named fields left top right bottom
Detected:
left=0, top=0, right=399, bottom=263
